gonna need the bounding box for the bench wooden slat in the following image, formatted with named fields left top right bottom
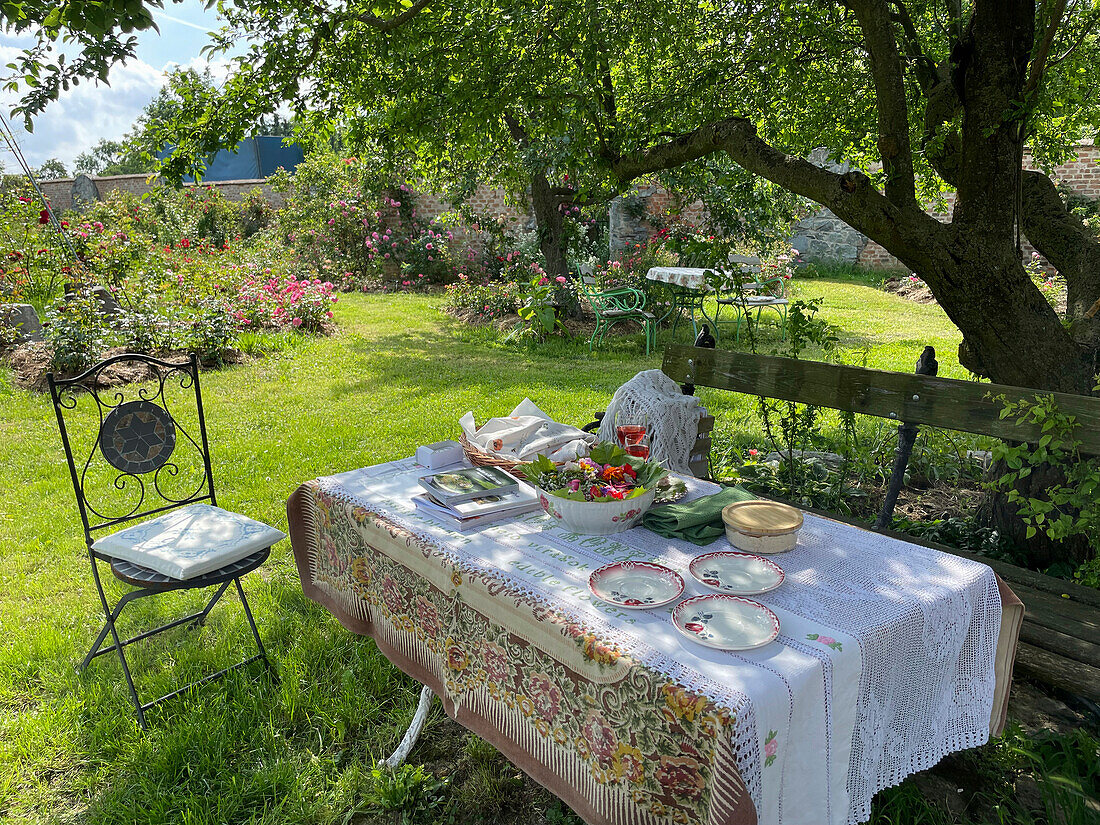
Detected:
left=1018, top=617, right=1100, bottom=669
left=1011, top=584, right=1100, bottom=644
left=1015, top=642, right=1100, bottom=703
left=662, top=345, right=1100, bottom=455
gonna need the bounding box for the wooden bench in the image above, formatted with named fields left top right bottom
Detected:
left=662, top=343, right=1100, bottom=705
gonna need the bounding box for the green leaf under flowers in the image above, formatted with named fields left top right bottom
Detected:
left=516, top=453, right=556, bottom=484
left=553, top=489, right=588, bottom=501
left=589, top=442, right=627, bottom=465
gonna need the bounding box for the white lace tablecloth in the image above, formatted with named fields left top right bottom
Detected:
left=323, top=458, right=1002, bottom=825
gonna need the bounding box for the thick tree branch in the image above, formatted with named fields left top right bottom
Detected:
left=921, top=77, right=962, bottom=184
left=1020, top=170, right=1100, bottom=346
left=1051, top=7, right=1100, bottom=66
left=502, top=110, right=529, bottom=146
left=611, top=116, right=938, bottom=258
left=846, top=0, right=917, bottom=204
left=596, top=52, right=620, bottom=162
left=888, top=0, right=940, bottom=92
left=946, top=0, right=965, bottom=39
left=1023, top=0, right=1068, bottom=102
left=358, top=0, right=433, bottom=31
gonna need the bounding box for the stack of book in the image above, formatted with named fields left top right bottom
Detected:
left=413, top=465, right=540, bottom=531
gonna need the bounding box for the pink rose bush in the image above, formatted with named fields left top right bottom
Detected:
left=232, top=271, right=337, bottom=332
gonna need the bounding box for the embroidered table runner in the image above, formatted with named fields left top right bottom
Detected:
left=289, top=458, right=1008, bottom=825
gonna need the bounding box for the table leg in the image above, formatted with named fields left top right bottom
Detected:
left=379, top=684, right=435, bottom=768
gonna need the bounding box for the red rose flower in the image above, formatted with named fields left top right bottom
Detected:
left=655, top=755, right=705, bottom=801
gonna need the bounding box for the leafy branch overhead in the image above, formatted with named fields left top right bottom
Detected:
left=7, top=1, right=1100, bottom=397
left=2, top=0, right=167, bottom=123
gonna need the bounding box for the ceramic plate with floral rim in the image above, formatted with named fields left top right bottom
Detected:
left=588, top=561, right=685, bottom=609
left=688, top=551, right=785, bottom=596
left=671, top=594, right=781, bottom=651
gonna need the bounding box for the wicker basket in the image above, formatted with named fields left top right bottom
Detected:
left=459, top=432, right=524, bottom=473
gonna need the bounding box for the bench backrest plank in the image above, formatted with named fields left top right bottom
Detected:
left=662, top=344, right=1100, bottom=456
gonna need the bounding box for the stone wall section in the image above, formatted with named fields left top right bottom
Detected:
left=609, top=184, right=708, bottom=254
left=605, top=144, right=1098, bottom=273
left=857, top=145, right=1100, bottom=272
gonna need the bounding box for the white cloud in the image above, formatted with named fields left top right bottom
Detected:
left=0, top=48, right=163, bottom=172
left=0, top=48, right=236, bottom=174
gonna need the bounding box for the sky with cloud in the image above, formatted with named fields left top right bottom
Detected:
left=0, top=1, right=230, bottom=172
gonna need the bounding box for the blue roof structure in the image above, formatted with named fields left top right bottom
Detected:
left=159, top=137, right=303, bottom=181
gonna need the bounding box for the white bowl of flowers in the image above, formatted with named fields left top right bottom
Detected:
left=517, top=443, right=668, bottom=535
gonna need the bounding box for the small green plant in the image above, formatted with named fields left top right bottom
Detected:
left=780, top=297, right=838, bottom=359
left=544, top=801, right=585, bottom=825
left=115, top=308, right=178, bottom=354
left=734, top=450, right=866, bottom=513
left=749, top=298, right=843, bottom=502
left=508, top=273, right=567, bottom=343
left=365, top=763, right=450, bottom=823
left=186, top=297, right=237, bottom=365
left=1073, top=556, right=1100, bottom=589
left=44, top=290, right=108, bottom=373
left=890, top=515, right=1015, bottom=559
left=989, top=386, right=1100, bottom=552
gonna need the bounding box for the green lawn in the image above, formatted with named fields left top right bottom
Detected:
left=1, top=278, right=1093, bottom=824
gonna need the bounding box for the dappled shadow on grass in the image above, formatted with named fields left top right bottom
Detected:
left=8, top=569, right=424, bottom=825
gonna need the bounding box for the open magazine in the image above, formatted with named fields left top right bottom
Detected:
left=417, top=465, right=519, bottom=505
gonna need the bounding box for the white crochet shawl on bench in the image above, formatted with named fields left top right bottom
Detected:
left=597, top=369, right=702, bottom=474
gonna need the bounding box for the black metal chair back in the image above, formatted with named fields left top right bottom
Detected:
left=47, top=353, right=217, bottom=547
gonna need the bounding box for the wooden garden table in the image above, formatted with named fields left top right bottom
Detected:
left=288, top=458, right=1022, bottom=825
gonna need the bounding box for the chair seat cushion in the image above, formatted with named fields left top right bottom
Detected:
left=93, top=503, right=286, bottom=580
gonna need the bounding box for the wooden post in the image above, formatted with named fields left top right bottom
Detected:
left=874, top=346, right=938, bottom=531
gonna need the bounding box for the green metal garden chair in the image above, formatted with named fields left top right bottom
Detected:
left=577, top=274, right=656, bottom=355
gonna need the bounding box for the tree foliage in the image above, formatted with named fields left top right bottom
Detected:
left=1, top=0, right=180, bottom=126
left=32, top=157, right=68, bottom=179
left=9, top=1, right=1100, bottom=392
left=72, top=68, right=217, bottom=176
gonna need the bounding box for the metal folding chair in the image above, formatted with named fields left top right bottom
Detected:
left=47, top=353, right=283, bottom=729
left=712, top=256, right=789, bottom=343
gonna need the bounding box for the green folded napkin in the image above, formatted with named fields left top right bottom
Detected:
left=642, top=484, right=756, bottom=545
